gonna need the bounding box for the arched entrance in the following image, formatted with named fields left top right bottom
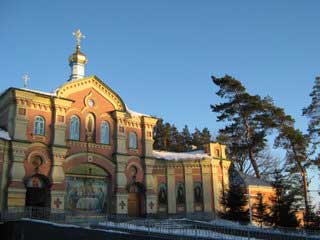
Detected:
left=127, top=181, right=145, bottom=217
left=25, top=174, right=51, bottom=208
left=65, top=163, right=110, bottom=213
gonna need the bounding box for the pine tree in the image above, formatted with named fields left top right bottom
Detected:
left=274, top=126, right=311, bottom=221
left=268, top=169, right=300, bottom=228
left=253, top=193, right=269, bottom=227
left=192, top=128, right=202, bottom=149
left=303, top=76, right=320, bottom=166
left=181, top=125, right=192, bottom=151
left=220, top=183, right=249, bottom=223
left=211, top=75, right=289, bottom=178
left=153, top=118, right=165, bottom=150
left=201, top=127, right=211, bottom=145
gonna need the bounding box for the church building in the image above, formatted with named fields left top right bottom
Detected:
left=0, top=30, right=231, bottom=217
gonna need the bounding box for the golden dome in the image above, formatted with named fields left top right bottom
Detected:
left=69, top=45, right=88, bottom=64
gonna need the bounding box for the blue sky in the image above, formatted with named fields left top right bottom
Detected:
left=0, top=1, right=319, bottom=203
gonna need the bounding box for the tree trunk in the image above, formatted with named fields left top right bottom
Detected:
left=248, top=148, right=261, bottom=179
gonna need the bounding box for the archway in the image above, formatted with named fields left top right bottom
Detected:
left=127, top=181, right=145, bottom=217
left=25, top=174, right=51, bottom=208
left=65, top=163, right=110, bottom=214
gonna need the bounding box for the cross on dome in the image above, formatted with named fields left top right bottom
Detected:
left=72, top=29, right=85, bottom=46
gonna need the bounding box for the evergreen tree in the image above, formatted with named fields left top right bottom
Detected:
left=192, top=128, right=202, bottom=149
left=153, top=119, right=172, bottom=151
left=253, top=193, right=269, bottom=227
left=211, top=75, right=289, bottom=178
left=268, top=169, right=300, bottom=228
left=181, top=125, right=192, bottom=151
left=304, top=207, right=320, bottom=230
left=153, top=118, right=165, bottom=150
left=220, top=183, right=249, bottom=223
left=303, top=76, right=320, bottom=167
left=274, top=126, right=311, bottom=221
left=201, top=127, right=211, bottom=145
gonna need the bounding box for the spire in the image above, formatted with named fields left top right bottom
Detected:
left=68, top=29, right=88, bottom=81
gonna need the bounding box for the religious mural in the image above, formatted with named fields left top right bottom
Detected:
left=65, top=176, right=107, bottom=212
left=176, top=182, right=185, bottom=204
left=158, top=183, right=167, bottom=205
left=194, top=182, right=203, bottom=203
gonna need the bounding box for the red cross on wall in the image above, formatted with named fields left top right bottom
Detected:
left=54, top=198, right=62, bottom=208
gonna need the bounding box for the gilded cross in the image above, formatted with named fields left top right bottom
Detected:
left=72, top=29, right=85, bottom=46
left=22, top=74, right=30, bottom=88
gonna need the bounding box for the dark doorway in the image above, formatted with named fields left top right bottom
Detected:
left=25, top=174, right=51, bottom=208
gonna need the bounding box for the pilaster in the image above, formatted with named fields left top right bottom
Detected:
left=51, top=147, right=68, bottom=184
left=10, top=142, right=27, bottom=182
left=145, top=158, right=157, bottom=214
left=211, top=159, right=222, bottom=213
left=167, top=167, right=176, bottom=214
left=112, top=111, right=127, bottom=154
left=141, top=116, right=158, bottom=158
left=201, top=161, right=213, bottom=212
left=184, top=165, right=194, bottom=213
left=0, top=140, right=9, bottom=210
left=7, top=188, right=26, bottom=208
left=113, top=154, right=129, bottom=214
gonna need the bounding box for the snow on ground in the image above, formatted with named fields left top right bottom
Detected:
left=21, top=218, right=128, bottom=234
left=153, top=150, right=209, bottom=161
left=0, top=128, right=10, bottom=140
left=99, top=221, right=258, bottom=240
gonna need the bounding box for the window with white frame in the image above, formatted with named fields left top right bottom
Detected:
left=100, top=121, right=110, bottom=144
left=34, top=116, right=45, bottom=135
left=129, top=132, right=137, bottom=149
left=70, top=115, right=80, bottom=140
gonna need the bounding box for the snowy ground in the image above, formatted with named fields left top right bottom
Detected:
left=98, top=219, right=260, bottom=240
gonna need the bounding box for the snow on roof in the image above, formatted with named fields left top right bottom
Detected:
left=0, top=128, right=10, bottom=140
left=239, top=172, right=272, bottom=187
left=20, top=88, right=57, bottom=97
left=153, top=150, right=209, bottom=161
left=125, top=104, right=150, bottom=117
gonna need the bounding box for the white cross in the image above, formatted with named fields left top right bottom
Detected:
left=22, top=74, right=30, bottom=88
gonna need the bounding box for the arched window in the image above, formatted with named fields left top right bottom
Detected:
left=129, top=132, right=137, bottom=149
left=70, top=115, right=80, bottom=140
left=34, top=116, right=45, bottom=135
left=100, top=121, right=110, bottom=144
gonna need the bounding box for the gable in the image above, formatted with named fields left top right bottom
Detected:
left=56, top=76, right=126, bottom=111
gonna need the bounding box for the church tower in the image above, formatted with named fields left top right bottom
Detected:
left=68, top=29, right=87, bottom=81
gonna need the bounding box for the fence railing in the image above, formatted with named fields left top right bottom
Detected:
left=1, top=207, right=320, bottom=240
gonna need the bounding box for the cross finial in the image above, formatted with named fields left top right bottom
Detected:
left=72, top=29, right=85, bottom=46
left=22, top=73, right=30, bottom=88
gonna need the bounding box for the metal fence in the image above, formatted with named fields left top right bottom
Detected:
left=1, top=207, right=320, bottom=240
